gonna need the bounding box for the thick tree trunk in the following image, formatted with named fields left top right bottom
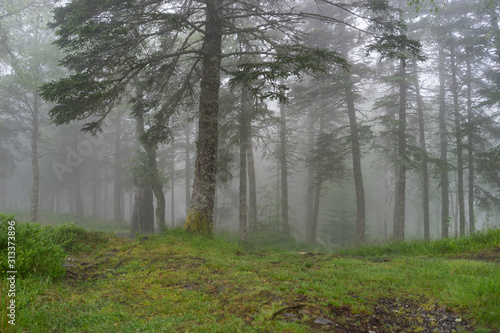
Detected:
left=131, top=180, right=154, bottom=235
left=247, top=138, right=257, bottom=232
left=393, top=58, right=407, bottom=240
left=135, top=103, right=167, bottom=232
left=438, top=44, right=450, bottom=238
left=279, top=101, right=290, bottom=235
left=114, top=111, right=124, bottom=223
left=466, top=51, right=475, bottom=234
left=414, top=61, right=430, bottom=240
left=310, top=119, right=324, bottom=243
left=30, top=95, right=39, bottom=223
left=450, top=44, right=466, bottom=236
left=185, top=0, right=224, bottom=235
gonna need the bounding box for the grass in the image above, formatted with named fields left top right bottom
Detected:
left=2, top=223, right=498, bottom=332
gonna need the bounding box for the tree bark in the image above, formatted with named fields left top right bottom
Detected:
left=238, top=86, right=251, bottom=240
left=114, top=111, right=124, bottom=223
left=185, top=0, right=224, bottom=235
left=185, top=123, right=191, bottom=214
left=279, top=100, right=290, bottom=235
left=413, top=60, right=430, bottom=240
left=247, top=137, right=257, bottom=232
left=466, top=50, right=475, bottom=234
left=305, top=112, right=315, bottom=243
left=393, top=58, right=407, bottom=240
left=438, top=44, right=450, bottom=238
left=450, top=43, right=466, bottom=236
left=30, top=94, right=39, bottom=223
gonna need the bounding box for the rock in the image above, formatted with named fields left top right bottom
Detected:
left=314, top=317, right=334, bottom=325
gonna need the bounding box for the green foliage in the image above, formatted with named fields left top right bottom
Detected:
left=0, top=213, right=110, bottom=278
left=230, top=46, right=349, bottom=103
left=45, top=223, right=109, bottom=254
left=341, top=227, right=500, bottom=257
left=0, top=214, right=65, bottom=278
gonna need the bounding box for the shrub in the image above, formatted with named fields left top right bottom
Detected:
left=46, top=223, right=108, bottom=254
left=0, top=214, right=65, bottom=278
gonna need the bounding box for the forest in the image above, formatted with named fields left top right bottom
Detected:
left=1, top=0, right=500, bottom=331
left=1, top=0, right=500, bottom=243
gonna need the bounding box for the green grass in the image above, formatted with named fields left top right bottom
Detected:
left=7, top=210, right=130, bottom=234
left=4, top=222, right=500, bottom=332
left=341, top=227, right=500, bottom=257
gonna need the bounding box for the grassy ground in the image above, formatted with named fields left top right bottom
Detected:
left=1, top=215, right=499, bottom=332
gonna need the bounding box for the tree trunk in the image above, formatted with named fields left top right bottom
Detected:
left=73, top=166, right=84, bottom=217
left=339, top=24, right=366, bottom=244
left=185, top=0, right=224, bottom=235
left=30, top=94, right=39, bottom=223
left=247, top=137, right=257, bottom=232
left=131, top=180, right=155, bottom=235
left=92, top=159, right=100, bottom=218
left=413, top=60, right=430, bottom=240
left=114, top=111, right=124, bottom=223
left=171, top=144, right=175, bottom=226
left=466, top=50, right=475, bottom=234
left=310, top=119, right=324, bottom=243
left=438, top=44, right=450, bottom=238
left=450, top=43, right=466, bottom=236
left=185, top=123, right=191, bottom=215
left=238, top=86, right=251, bottom=240
left=393, top=58, right=407, bottom=240
left=279, top=100, right=290, bottom=235
left=305, top=112, right=315, bottom=243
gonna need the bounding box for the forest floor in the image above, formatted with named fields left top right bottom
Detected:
left=3, top=221, right=500, bottom=332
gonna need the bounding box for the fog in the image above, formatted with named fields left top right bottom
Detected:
left=1, top=0, right=499, bottom=246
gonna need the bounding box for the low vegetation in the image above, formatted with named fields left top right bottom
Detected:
left=1, top=213, right=499, bottom=332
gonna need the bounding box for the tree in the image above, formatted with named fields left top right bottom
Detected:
left=41, top=0, right=421, bottom=236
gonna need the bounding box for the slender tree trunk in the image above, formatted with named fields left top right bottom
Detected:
left=30, top=95, right=39, bottom=223
left=185, top=123, right=191, bottom=214
left=305, top=112, right=315, bottom=243
left=279, top=100, right=290, bottom=235
left=438, top=44, right=450, bottom=238
left=346, top=78, right=366, bottom=245
left=393, top=58, right=407, bottom=240
left=466, top=51, right=475, bottom=234
left=338, top=26, right=366, bottom=244
left=238, top=86, right=251, bottom=240
left=92, top=159, right=100, bottom=218
left=171, top=144, right=175, bottom=226
left=247, top=138, right=257, bottom=232
left=73, top=167, right=84, bottom=216
left=114, top=111, right=124, bottom=223
left=310, top=119, right=324, bottom=243
left=414, top=61, right=430, bottom=240
left=185, top=0, right=224, bottom=235
left=450, top=44, right=466, bottom=236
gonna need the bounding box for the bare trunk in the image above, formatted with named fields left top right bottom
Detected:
left=73, top=167, right=84, bottom=216
left=438, top=44, right=450, bottom=238
left=305, top=112, right=315, bottom=243
left=114, top=112, right=124, bottom=223
left=414, top=60, right=430, bottom=240
left=131, top=181, right=154, bottom=235
left=393, top=58, right=407, bottom=240
left=30, top=95, right=39, bottom=223
left=466, top=51, right=475, bottom=234
left=310, top=119, right=324, bottom=243
left=185, top=123, right=191, bottom=214
left=171, top=144, right=175, bottom=226
left=247, top=138, right=257, bottom=232
left=279, top=101, right=290, bottom=235
left=450, top=44, right=466, bottom=236
left=238, top=86, right=250, bottom=240
left=185, top=0, right=224, bottom=235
